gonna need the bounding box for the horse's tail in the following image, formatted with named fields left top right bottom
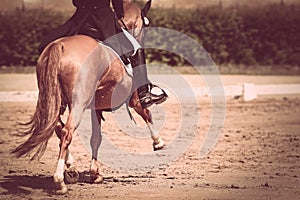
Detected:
left=13, top=42, right=63, bottom=160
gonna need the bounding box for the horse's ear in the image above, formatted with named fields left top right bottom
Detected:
left=141, top=0, right=152, bottom=16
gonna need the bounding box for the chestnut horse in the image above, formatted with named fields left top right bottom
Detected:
left=13, top=0, right=165, bottom=194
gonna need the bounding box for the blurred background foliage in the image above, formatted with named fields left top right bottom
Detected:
left=0, top=9, right=68, bottom=66
left=146, top=3, right=299, bottom=67
left=0, top=2, right=299, bottom=70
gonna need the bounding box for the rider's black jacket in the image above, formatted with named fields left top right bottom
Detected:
left=38, top=0, right=129, bottom=54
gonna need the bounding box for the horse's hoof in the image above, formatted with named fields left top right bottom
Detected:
left=64, top=167, right=79, bottom=184
left=55, top=186, right=68, bottom=195
left=153, top=144, right=166, bottom=151
left=90, top=170, right=103, bottom=184
left=153, top=138, right=166, bottom=151
left=90, top=174, right=103, bottom=184
left=54, top=178, right=68, bottom=195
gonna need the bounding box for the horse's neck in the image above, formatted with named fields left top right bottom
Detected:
left=116, top=1, right=141, bottom=36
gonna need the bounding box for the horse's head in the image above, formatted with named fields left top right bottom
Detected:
left=122, top=0, right=152, bottom=42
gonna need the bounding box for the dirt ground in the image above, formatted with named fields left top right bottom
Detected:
left=0, top=94, right=299, bottom=199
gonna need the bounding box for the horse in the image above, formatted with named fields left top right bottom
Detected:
left=12, top=0, right=165, bottom=194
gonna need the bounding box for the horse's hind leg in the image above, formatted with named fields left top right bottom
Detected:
left=89, top=109, right=104, bottom=183
left=55, top=117, right=79, bottom=184
left=55, top=118, right=75, bottom=168
left=53, top=102, right=86, bottom=194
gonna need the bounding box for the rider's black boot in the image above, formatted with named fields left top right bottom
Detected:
left=130, top=48, right=168, bottom=108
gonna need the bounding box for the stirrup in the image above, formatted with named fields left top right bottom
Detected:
left=139, top=84, right=168, bottom=108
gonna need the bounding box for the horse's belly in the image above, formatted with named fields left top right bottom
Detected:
left=90, top=77, right=132, bottom=110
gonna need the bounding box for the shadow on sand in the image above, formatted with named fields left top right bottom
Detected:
left=0, top=174, right=54, bottom=195
left=0, top=172, right=93, bottom=195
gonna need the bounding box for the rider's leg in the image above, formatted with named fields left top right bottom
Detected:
left=101, top=25, right=168, bottom=108
left=131, top=48, right=168, bottom=108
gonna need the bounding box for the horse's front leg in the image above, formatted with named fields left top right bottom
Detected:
left=89, top=109, right=103, bottom=183
left=131, top=94, right=166, bottom=151
left=147, top=122, right=165, bottom=151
